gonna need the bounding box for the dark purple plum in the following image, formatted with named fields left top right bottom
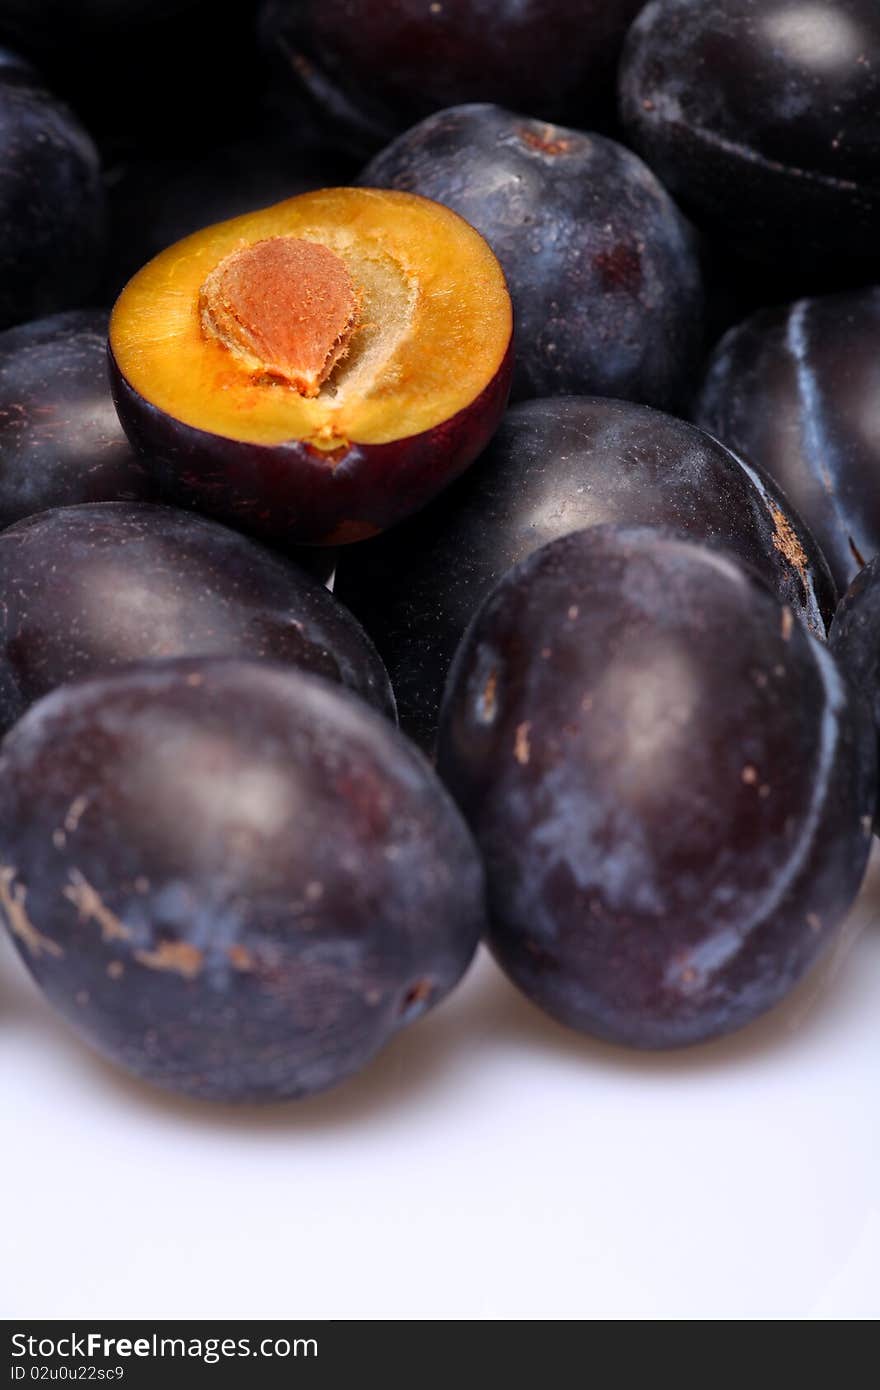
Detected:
left=0, top=54, right=105, bottom=328
left=695, top=288, right=880, bottom=596
left=830, top=557, right=880, bottom=814
left=437, top=526, right=875, bottom=1048
left=620, top=0, right=880, bottom=275
left=360, top=104, right=704, bottom=405
left=0, top=502, right=394, bottom=732
left=335, top=397, right=836, bottom=750
left=261, top=0, right=648, bottom=155
left=0, top=310, right=153, bottom=527
left=0, top=659, right=482, bottom=1100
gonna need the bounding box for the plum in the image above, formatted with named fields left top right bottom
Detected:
left=830, top=556, right=880, bottom=815
left=0, top=53, right=105, bottom=328
left=695, top=287, right=880, bottom=596
left=261, top=0, right=648, bottom=155
left=0, top=310, right=152, bottom=527
left=335, top=397, right=837, bottom=749
left=437, top=526, right=875, bottom=1047
left=360, top=104, right=704, bottom=405
left=620, top=0, right=880, bottom=275
left=0, top=502, right=394, bottom=731
left=109, top=187, right=513, bottom=545
left=0, top=659, right=482, bottom=1100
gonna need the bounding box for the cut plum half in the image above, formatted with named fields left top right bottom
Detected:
left=109, top=187, right=513, bottom=545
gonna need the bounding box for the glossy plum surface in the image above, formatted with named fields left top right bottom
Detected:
left=261, top=0, right=647, bottom=154
left=0, top=54, right=105, bottom=328
left=620, top=0, right=880, bottom=273
left=361, top=104, right=703, bottom=405
left=695, top=287, right=880, bottom=596
left=0, top=659, right=482, bottom=1100
left=0, top=502, right=394, bottom=731
left=830, top=556, right=880, bottom=812
left=336, top=397, right=837, bottom=749
left=0, top=310, right=151, bottom=527
left=437, top=526, right=875, bottom=1048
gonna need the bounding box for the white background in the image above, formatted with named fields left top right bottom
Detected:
left=3, top=853, right=880, bottom=1321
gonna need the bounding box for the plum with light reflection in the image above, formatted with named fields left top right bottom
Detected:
left=0, top=311, right=152, bottom=527
left=830, top=556, right=880, bottom=816
left=620, top=0, right=880, bottom=273
left=0, top=659, right=483, bottom=1100
left=436, top=526, right=875, bottom=1048
left=695, top=287, right=880, bottom=596
left=0, top=502, right=394, bottom=732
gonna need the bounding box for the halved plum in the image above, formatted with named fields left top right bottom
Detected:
left=109, top=187, right=513, bottom=546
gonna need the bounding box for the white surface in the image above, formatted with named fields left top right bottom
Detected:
left=3, top=853, right=880, bottom=1322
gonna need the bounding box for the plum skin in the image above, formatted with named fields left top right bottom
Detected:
left=360, top=104, right=704, bottom=407
left=335, top=397, right=837, bottom=751
left=619, top=0, right=880, bottom=273
left=0, top=501, right=395, bottom=733
left=0, top=659, right=484, bottom=1102
left=437, top=527, right=875, bottom=1048
left=695, top=288, right=880, bottom=596
left=0, top=55, right=105, bottom=329
left=261, top=0, right=648, bottom=154
left=830, top=556, right=880, bottom=817
left=0, top=310, right=152, bottom=527
left=109, top=337, right=513, bottom=547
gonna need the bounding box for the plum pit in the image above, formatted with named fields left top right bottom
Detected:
left=199, top=236, right=360, bottom=398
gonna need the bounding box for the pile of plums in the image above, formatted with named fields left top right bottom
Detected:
left=0, top=0, right=878, bottom=1102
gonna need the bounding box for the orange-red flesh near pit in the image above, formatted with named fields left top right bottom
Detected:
left=199, top=237, right=359, bottom=398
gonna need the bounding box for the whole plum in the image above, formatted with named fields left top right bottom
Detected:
left=437, top=527, right=874, bottom=1047
left=620, top=0, right=880, bottom=274
left=360, top=105, right=704, bottom=405
left=696, top=287, right=880, bottom=595
left=0, top=659, right=482, bottom=1100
